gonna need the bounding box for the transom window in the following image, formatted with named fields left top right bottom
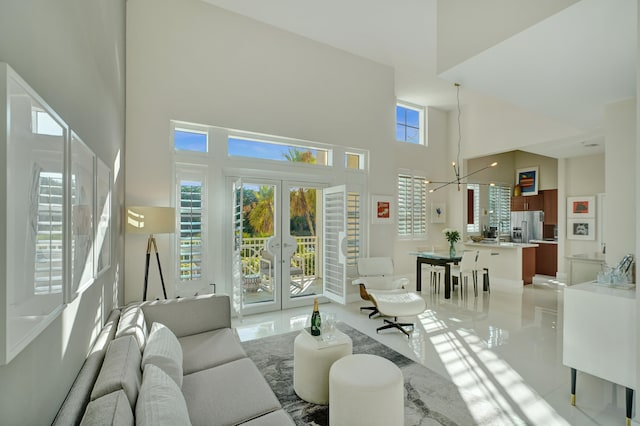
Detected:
left=228, top=136, right=331, bottom=165
left=175, top=128, right=208, bottom=153
left=396, top=102, right=425, bottom=145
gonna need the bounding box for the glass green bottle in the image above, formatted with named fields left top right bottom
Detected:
left=310, top=298, right=321, bottom=336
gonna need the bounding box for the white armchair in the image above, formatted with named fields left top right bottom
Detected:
left=352, top=257, right=408, bottom=318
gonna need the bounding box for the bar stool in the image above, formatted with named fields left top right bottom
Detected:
left=475, top=250, right=491, bottom=293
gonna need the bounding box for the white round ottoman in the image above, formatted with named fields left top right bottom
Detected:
left=293, top=330, right=353, bottom=404
left=329, top=354, right=404, bottom=426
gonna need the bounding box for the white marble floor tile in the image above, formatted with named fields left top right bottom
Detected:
left=232, top=278, right=630, bottom=425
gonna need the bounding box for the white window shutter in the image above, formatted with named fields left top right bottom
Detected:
left=322, top=185, right=347, bottom=304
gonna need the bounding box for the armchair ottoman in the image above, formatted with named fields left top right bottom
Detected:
left=367, top=291, right=426, bottom=338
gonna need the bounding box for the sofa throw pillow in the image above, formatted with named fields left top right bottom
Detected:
left=80, top=390, right=134, bottom=426
left=136, top=364, right=191, bottom=426
left=91, top=335, right=142, bottom=407
left=115, top=306, right=148, bottom=352
left=141, top=322, right=183, bottom=388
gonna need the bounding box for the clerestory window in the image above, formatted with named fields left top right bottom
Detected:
left=396, top=102, right=425, bottom=145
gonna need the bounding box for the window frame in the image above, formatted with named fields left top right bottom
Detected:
left=396, top=101, right=426, bottom=146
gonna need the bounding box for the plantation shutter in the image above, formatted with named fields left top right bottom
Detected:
left=178, top=180, right=203, bottom=282
left=489, top=184, right=511, bottom=234
left=345, top=191, right=360, bottom=266
left=398, top=174, right=427, bottom=237
left=231, top=179, right=243, bottom=318
left=322, top=185, right=347, bottom=304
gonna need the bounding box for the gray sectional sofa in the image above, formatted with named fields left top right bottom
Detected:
left=53, top=294, right=295, bottom=426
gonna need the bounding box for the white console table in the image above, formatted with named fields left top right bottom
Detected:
left=563, top=281, right=636, bottom=425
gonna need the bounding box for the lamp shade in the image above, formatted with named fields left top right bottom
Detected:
left=126, top=206, right=175, bottom=235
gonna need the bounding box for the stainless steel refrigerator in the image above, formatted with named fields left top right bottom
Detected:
left=510, top=211, right=544, bottom=243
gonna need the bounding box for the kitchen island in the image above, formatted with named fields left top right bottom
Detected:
left=463, top=241, right=539, bottom=292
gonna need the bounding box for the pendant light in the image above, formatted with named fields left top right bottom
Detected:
left=428, top=83, right=497, bottom=192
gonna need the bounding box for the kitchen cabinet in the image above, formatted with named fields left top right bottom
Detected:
left=522, top=247, right=536, bottom=285
left=511, top=193, right=543, bottom=211
left=535, top=242, right=557, bottom=276
left=542, top=189, right=558, bottom=225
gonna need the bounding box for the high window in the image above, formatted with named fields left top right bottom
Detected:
left=489, top=184, right=511, bottom=234
left=396, top=102, right=425, bottom=145
left=228, top=136, right=331, bottom=165
left=397, top=173, right=428, bottom=237
left=175, top=128, right=208, bottom=153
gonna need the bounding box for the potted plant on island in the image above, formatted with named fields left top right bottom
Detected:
left=442, top=228, right=461, bottom=257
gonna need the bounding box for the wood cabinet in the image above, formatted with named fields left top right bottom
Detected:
left=542, top=189, right=558, bottom=225
left=522, top=247, right=536, bottom=285
left=511, top=193, right=543, bottom=211
left=535, top=242, right=557, bottom=276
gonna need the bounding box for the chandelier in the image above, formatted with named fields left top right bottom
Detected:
left=428, top=83, right=497, bottom=192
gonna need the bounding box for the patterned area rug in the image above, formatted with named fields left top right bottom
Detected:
left=242, top=322, right=474, bottom=426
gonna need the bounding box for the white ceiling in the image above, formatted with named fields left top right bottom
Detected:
left=202, top=0, right=636, bottom=158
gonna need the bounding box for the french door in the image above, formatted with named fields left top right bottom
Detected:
left=231, top=177, right=326, bottom=315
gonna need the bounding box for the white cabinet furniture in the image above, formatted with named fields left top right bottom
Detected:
left=563, top=282, right=636, bottom=425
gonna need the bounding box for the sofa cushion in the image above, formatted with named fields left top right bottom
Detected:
left=237, top=409, right=296, bottom=426
left=182, top=358, right=281, bottom=426
left=179, top=328, right=247, bottom=375
left=142, top=322, right=183, bottom=388
left=136, top=364, right=191, bottom=426
left=115, top=305, right=148, bottom=352
left=52, top=309, right=121, bottom=426
left=80, top=390, right=134, bottom=426
left=91, top=335, right=142, bottom=407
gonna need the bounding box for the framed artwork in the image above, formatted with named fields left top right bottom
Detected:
left=567, top=195, right=596, bottom=219
left=371, top=195, right=393, bottom=224
left=95, top=158, right=111, bottom=275
left=567, top=219, right=596, bottom=240
left=2, top=64, right=66, bottom=364
left=430, top=202, right=446, bottom=223
left=516, top=166, right=539, bottom=196
left=71, top=131, right=96, bottom=296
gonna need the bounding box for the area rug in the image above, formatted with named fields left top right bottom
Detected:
left=242, top=322, right=475, bottom=426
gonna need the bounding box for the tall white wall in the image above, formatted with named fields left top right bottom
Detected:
left=604, top=99, right=637, bottom=263
left=563, top=154, right=605, bottom=259
left=0, top=0, right=126, bottom=424
left=126, top=0, right=440, bottom=300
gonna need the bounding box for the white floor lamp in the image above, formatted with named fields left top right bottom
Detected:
left=126, top=206, right=176, bottom=301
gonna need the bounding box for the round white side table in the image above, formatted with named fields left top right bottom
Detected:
left=293, top=329, right=352, bottom=405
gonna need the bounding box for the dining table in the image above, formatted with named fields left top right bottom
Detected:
left=410, top=251, right=462, bottom=299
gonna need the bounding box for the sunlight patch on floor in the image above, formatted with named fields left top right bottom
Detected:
left=424, top=315, right=570, bottom=426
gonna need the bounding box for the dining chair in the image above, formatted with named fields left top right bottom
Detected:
left=450, top=250, right=478, bottom=298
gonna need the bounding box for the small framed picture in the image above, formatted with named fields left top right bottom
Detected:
left=567, top=196, right=596, bottom=219
left=371, top=195, right=393, bottom=224
left=430, top=203, right=446, bottom=223
left=567, top=219, right=595, bottom=240
left=516, top=166, right=539, bottom=196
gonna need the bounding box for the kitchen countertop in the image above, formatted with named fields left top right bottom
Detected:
left=464, top=241, right=539, bottom=249
left=529, top=239, right=558, bottom=245
left=565, top=252, right=606, bottom=262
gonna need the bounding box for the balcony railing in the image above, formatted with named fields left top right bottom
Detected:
left=241, top=236, right=317, bottom=279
